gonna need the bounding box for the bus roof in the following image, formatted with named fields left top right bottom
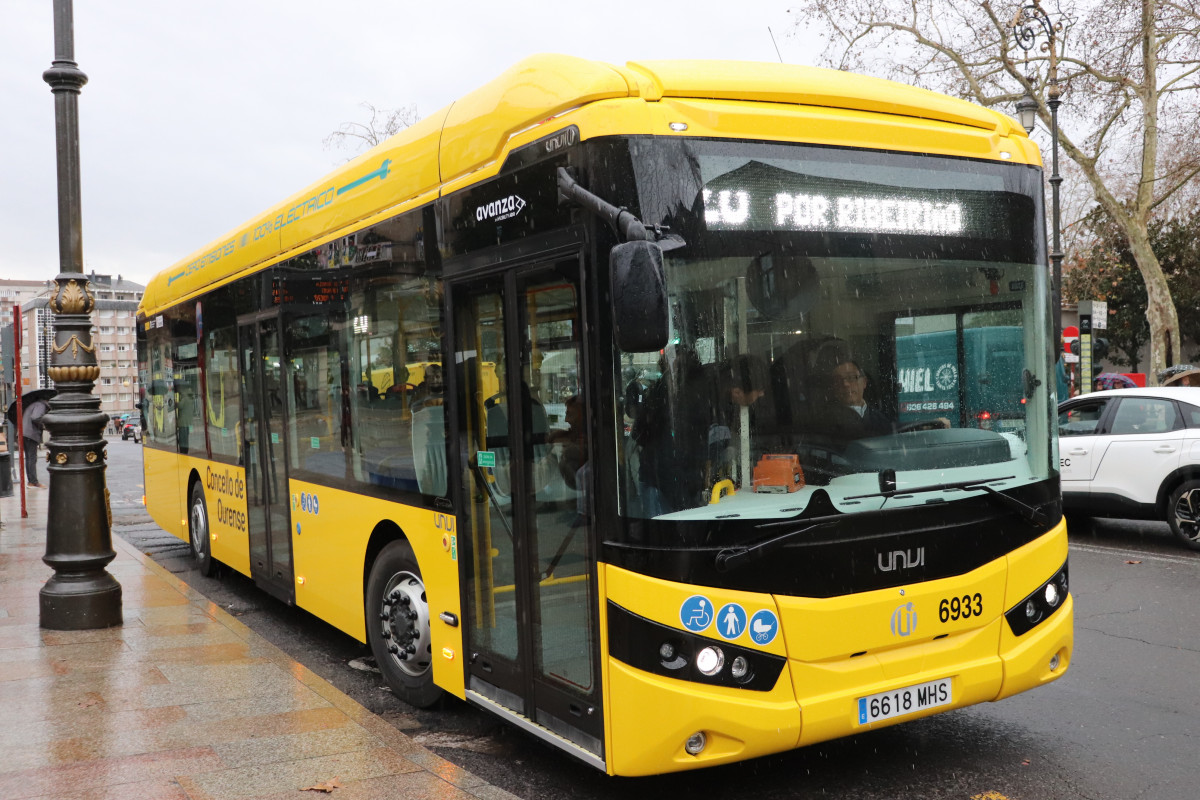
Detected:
left=141, top=54, right=1030, bottom=316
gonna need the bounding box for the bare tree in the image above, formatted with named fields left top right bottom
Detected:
left=791, top=0, right=1200, bottom=380
left=324, top=102, right=420, bottom=158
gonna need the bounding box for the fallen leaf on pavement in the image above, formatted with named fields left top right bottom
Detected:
left=300, top=776, right=342, bottom=793
left=1125, top=560, right=1142, bottom=565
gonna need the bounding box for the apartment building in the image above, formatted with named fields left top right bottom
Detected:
left=1, top=274, right=144, bottom=417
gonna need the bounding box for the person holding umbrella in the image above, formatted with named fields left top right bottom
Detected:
left=21, top=395, right=49, bottom=488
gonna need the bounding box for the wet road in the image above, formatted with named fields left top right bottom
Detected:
left=107, top=438, right=1200, bottom=799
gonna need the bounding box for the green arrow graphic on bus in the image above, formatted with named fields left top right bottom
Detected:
left=337, top=159, right=392, bottom=196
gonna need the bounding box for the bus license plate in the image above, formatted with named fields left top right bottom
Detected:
left=857, top=678, right=952, bottom=725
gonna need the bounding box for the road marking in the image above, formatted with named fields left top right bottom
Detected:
left=1070, top=542, right=1200, bottom=567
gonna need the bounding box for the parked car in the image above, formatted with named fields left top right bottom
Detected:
left=1058, top=387, right=1200, bottom=550
left=121, top=421, right=142, bottom=443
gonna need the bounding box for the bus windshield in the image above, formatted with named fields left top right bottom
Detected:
left=615, top=138, right=1055, bottom=525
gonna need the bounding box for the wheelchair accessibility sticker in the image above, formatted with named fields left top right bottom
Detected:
left=680, top=595, right=713, bottom=633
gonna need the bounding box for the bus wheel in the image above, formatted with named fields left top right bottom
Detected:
left=189, top=483, right=217, bottom=577
left=1167, top=480, right=1200, bottom=552
left=367, top=540, right=442, bottom=708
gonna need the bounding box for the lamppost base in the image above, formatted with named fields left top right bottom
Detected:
left=39, top=571, right=122, bottom=630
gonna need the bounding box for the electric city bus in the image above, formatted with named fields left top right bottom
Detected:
left=137, top=55, right=1072, bottom=776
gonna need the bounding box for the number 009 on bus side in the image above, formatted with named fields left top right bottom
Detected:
left=858, top=678, right=953, bottom=725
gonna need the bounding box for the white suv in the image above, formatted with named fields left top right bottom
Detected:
left=1058, top=387, right=1200, bottom=551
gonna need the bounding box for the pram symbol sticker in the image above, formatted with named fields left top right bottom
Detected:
left=748, top=610, right=779, bottom=645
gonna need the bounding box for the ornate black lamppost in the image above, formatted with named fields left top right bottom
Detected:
left=40, top=0, right=122, bottom=629
left=1012, top=0, right=1064, bottom=345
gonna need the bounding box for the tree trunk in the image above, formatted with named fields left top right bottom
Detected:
left=1127, top=229, right=1181, bottom=382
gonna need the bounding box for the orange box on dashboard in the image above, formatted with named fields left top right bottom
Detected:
left=753, top=454, right=805, bottom=493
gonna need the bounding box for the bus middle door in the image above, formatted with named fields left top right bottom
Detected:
left=238, top=314, right=296, bottom=604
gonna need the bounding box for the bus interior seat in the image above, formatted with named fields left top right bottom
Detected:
left=412, top=405, right=447, bottom=497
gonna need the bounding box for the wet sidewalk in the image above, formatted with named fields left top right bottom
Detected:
left=0, top=485, right=517, bottom=800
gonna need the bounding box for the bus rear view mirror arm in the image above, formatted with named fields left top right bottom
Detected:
left=556, top=167, right=673, bottom=352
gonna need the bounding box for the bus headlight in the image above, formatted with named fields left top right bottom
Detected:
left=695, top=646, right=725, bottom=676
left=1005, top=560, right=1069, bottom=636
left=685, top=731, right=707, bottom=755
left=730, top=655, right=751, bottom=681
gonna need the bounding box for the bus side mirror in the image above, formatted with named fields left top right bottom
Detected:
left=610, top=240, right=669, bottom=352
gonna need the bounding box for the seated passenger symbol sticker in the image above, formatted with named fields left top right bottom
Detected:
left=680, top=595, right=714, bottom=633
left=748, top=609, right=779, bottom=645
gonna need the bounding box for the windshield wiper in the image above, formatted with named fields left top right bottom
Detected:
left=846, top=475, right=1049, bottom=527
left=715, top=514, right=841, bottom=573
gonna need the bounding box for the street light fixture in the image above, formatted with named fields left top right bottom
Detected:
left=1016, top=92, right=1039, bottom=134
left=1012, top=1, right=1064, bottom=349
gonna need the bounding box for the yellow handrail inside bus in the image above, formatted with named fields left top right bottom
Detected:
left=710, top=479, right=736, bottom=504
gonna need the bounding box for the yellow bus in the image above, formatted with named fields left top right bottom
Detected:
left=137, top=54, right=1071, bottom=776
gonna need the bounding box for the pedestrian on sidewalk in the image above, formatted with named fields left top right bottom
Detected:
left=23, top=397, right=48, bottom=488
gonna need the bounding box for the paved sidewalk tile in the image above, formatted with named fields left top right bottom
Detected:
left=1, top=487, right=520, bottom=800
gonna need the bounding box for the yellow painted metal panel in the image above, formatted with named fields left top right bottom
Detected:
left=775, top=558, right=1008, bottom=663
left=996, top=595, right=1072, bottom=699
left=627, top=60, right=1020, bottom=136
left=142, top=447, right=185, bottom=541
left=606, top=658, right=800, bottom=776
left=438, top=54, right=632, bottom=183
left=1003, top=519, right=1069, bottom=608
left=186, top=456, right=251, bottom=577
left=287, top=480, right=465, bottom=699
left=995, top=521, right=1073, bottom=698
left=278, top=110, right=449, bottom=255
left=657, top=98, right=1023, bottom=163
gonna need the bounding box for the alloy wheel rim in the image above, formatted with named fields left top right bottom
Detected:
left=1174, top=489, right=1200, bottom=542
left=190, top=500, right=207, bottom=554
left=379, top=571, right=432, bottom=677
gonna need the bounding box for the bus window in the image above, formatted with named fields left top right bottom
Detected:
left=202, top=287, right=242, bottom=463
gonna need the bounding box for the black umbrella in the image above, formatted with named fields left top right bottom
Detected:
left=5, top=388, right=57, bottom=427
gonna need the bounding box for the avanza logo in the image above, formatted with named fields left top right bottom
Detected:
left=476, top=195, right=526, bottom=223
left=878, top=547, right=925, bottom=572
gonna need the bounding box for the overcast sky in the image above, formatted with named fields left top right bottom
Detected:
left=1, top=2, right=818, bottom=289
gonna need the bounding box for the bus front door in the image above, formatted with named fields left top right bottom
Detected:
left=452, top=259, right=603, bottom=765
left=238, top=315, right=295, bottom=604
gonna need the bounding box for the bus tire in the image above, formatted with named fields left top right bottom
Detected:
left=366, top=540, right=442, bottom=708
left=1167, top=480, right=1200, bottom=552
left=189, top=482, right=217, bottom=577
